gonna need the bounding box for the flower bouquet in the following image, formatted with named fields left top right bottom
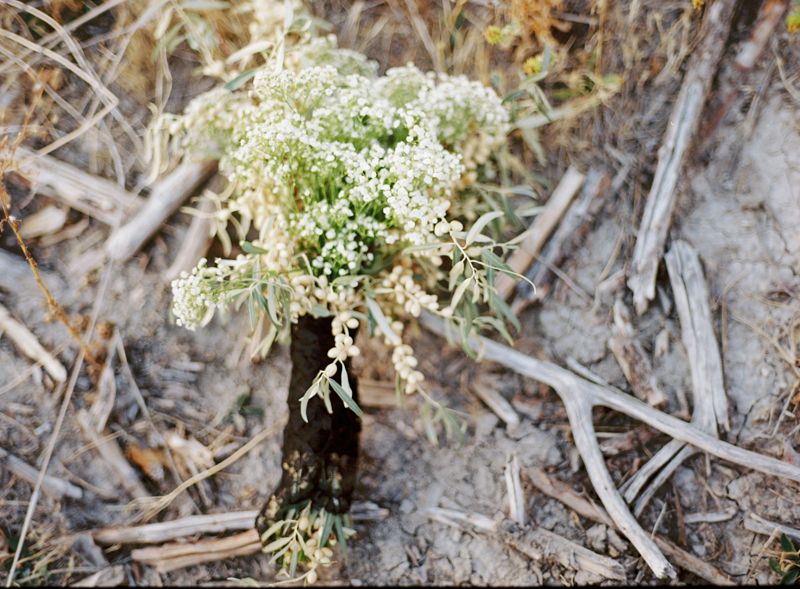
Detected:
left=164, top=35, right=525, bottom=582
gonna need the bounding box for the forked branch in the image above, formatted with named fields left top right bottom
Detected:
left=421, top=313, right=800, bottom=578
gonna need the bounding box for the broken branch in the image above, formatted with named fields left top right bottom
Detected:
left=627, top=0, right=737, bottom=314
left=105, top=160, right=215, bottom=263
left=495, top=166, right=585, bottom=299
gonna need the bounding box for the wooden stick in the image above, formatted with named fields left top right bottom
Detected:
left=9, top=148, right=141, bottom=226
left=92, top=511, right=259, bottom=545
left=0, top=303, right=67, bottom=382
left=744, top=513, right=800, bottom=539
left=525, top=467, right=735, bottom=585
left=495, top=166, right=585, bottom=299
left=69, top=565, right=125, bottom=587
left=425, top=507, right=625, bottom=581
left=75, top=409, right=150, bottom=500
left=164, top=196, right=215, bottom=282
left=734, top=0, right=790, bottom=72
left=667, top=240, right=729, bottom=433
left=131, top=529, right=261, bottom=574
left=622, top=240, right=729, bottom=512
left=421, top=312, right=800, bottom=578
left=515, top=168, right=610, bottom=304
left=105, top=160, right=216, bottom=262
left=471, top=375, right=520, bottom=427
left=608, top=299, right=668, bottom=407
left=505, top=454, right=526, bottom=526
left=0, top=448, right=83, bottom=499
left=627, top=0, right=737, bottom=315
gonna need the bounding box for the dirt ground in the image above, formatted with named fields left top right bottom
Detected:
left=1, top=0, right=799, bottom=586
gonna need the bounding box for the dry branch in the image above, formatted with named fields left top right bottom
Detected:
left=426, top=507, right=625, bottom=581
left=9, top=148, right=141, bottom=226
left=165, top=196, right=215, bottom=282
left=495, top=166, right=585, bottom=299
left=525, top=467, right=735, bottom=585
left=69, top=565, right=125, bottom=588
left=471, top=375, right=520, bottom=427
left=0, top=302, right=67, bottom=382
left=744, top=513, right=800, bottom=539
left=514, top=168, right=610, bottom=305
left=92, top=511, right=259, bottom=546
left=75, top=409, right=150, bottom=500
left=608, top=299, right=668, bottom=407
left=627, top=0, right=737, bottom=315
left=105, top=160, right=216, bottom=262
left=622, top=240, right=729, bottom=514
left=734, top=0, right=789, bottom=71
left=131, top=529, right=261, bottom=574
left=0, top=448, right=83, bottom=500
left=421, top=312, right=800, bottom=579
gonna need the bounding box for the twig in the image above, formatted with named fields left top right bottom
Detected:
left=607, top=299, right=668, bottom=407
left=8, top=148, right=140, bottom=225
left=525, top=467, right=735, bottom=585
left=683, top=507, right=737, bottom=524
left=91, top=511, right=259, bottom=545
left=627, top=0, right=737, bottom=315
left=0, top=303, right=67, bottom=382
left=471, top=375, right=520, bottom=427
left=495, top=166, right=585, bottom=299
left=105, top=160, right=216, bottom=262
left=734, top=0, right=789, bottom=71
left=744, top=513, right=800, bottom=539
left=622, top=240, right=729, bottom=515
left=164, top=196, right=215, bottom=282
left=135, top=424, right=279, bottom=522
left=421, top=312, right=800, bottom=578
left=425, top=507, right=625, bottom=581
left=75, top=409, right=151, bottom=500
left=131, top=529, right=261, bottom=574
left=69, top=566, right=125, bottom=587
left=0, top=448, right=83, bottom=500
left=514, top=168, right=610, bottom=304
left=505, top=454, right=526, bottom=525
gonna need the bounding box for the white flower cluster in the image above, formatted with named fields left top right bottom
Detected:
left=171, top=258, right=222, bottom=329
left=170, top=49, right=512, bottom=409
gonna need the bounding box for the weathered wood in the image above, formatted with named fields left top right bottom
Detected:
left=623, top=240, right=729, bottom=514
left=105, top=160, right=216, bottom=262
left=627, top=0, right=737, bottom=314
left=744, top=512, right=800, bottom=538
left=608, top=299, right=668, bottom=407
left=0, top=302, right=67, bottom=382
left=131, top=529, right=261, bottom=574
left=495, top=166, right=585, bottom=299
left=734, top=0, right=789, bottom=71
left=92, top=511, right=259, bottom=545
left=525, top=467, right=735, bottom=585
left=421, top=311, right=800, bottom=578
left=165, top=196, right=215, bottom=282
left=0, top=448, right=83, bottom=499
left=75, top=409, right=150, bottom=500
left=9, top=148, right=141, bottom=225
left=515, top=168, right=610, bottom=304
left=426, top=507, right=625, bottom=581
left=69, top=565, right=125, bottom=587
left=471, top=375, right=520, bottom=427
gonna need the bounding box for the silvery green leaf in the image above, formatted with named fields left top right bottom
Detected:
left=465, top=211, right=504, bottom=245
